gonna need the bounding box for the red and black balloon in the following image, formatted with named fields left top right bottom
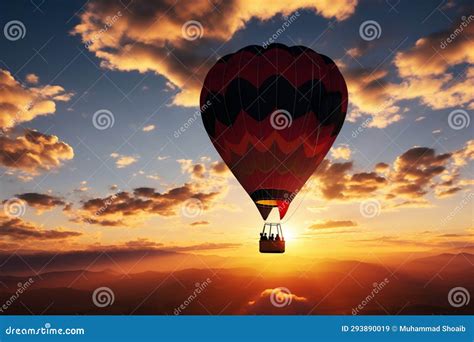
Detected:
left=200, top=44, right=348, bottom=220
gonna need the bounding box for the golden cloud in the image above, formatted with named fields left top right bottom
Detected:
left=394, top=21, right=474, bottom=78
left=0, top=69, right=72, bottom=130
left=331, top=144, right=352, bottom=160
left=72, top=0, right=358, bottom=106
left=345, top=20, right=474, bottom=127
left=309, top=220, right=357, bottom=229
left=0, top=129, right=74, bottom=174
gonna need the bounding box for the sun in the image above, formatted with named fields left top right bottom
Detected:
left=281, top=223, right=296, bottom=243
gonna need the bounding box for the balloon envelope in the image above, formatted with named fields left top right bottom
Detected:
left=200, top=44, right=348, bottom=220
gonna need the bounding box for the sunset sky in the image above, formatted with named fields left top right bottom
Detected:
left=0, top=0, right=472, bottom=269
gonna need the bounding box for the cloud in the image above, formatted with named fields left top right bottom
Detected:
left=313, top=160, right=387, bottom=200
left=453, top=139, right=474, bottom=166
left=0, top=129, right=74, bottom=175
left=75, top=183, right=221, bottom=226
left=345, top=20, right=474, bottom=127
left=14, top=192, right=66, bottom=213
left=331, top=144, right=352, bottom=160
left=310, top=140, right=473, bottom=207
left=25, top=73, right=39, bottom=84
left=167, top=242, right=240, bottom=251
left=74, top=181, right=89, bottom=193
left=178, top=159, right=206, bottom=179
left=0, top=70, right=74, bottom=176
left=72, top=0, right=358, bottom=107
left=309, top=220, right=357, bottom=229
left=344, top=68, right=401, bottom=128
left=0, top=69, right=72, bottom=130
left=394, top=20, right=474, bottom=78
left=210, top=161, right=229, bottom=175
left=110, top=153, right=138, bottom=168
left=0, top=213, right=81, bottom=241
left=190, top=220, right=210, bottom=226
left=111, top=238, right=240, bottom=252
left=246, top=288, right=309, bottom=314
left=391, top=146, right=451, bottom=198
left=142, top=124, right=155, bottom=132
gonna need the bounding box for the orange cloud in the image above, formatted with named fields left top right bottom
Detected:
left=190, top=221, right=210, bottom=226
left=72, top=0, right=358, bottom=107
left=344, top=68, right=401, bottom=128
left=25, top=73, right=39, bottom=84
left=0, top=213, right=81, bottom=242
left=246, top=287, right=309, bottom=314
left=394, top=20, right=474, bottom=78
left=310, top=140, right=473, bottom=207
left=0, top=69, right=72, bottom=130
left=309, top=220, right=357, bottom=229
left=0, top=129, right=74, bottom=175
left=345, top=20, right=474, bottom=127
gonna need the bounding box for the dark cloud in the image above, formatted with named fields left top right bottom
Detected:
left=14, top=193, right=65, bottom=211
left=0, top=214, right=81, bottom=241
left=391, top=147, right=451, bottom=199
left=77, top=184, right=220, bottom=226
left=190, top=221, right=210, bottom=226
left=311, top=141, right=472, bottom=206
left=314, top=160, right=387, bottom=200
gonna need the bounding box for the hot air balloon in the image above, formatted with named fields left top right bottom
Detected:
left=200, top=44, right=348, bottom=253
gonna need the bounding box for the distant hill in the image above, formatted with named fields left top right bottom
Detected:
left=0, top=253, right=471, bottom=315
